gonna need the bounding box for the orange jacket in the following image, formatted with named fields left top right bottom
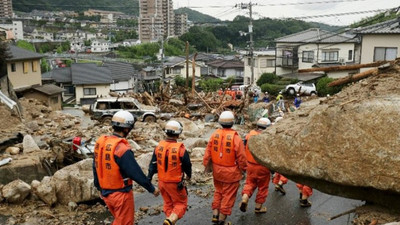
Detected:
left=94, top=135, right=133, bottom=190
left=204, top=128, right=247, bottom=183
left=155, top=140, right=184, bottom=183
left=245, top=130, right=261, bottom=164
left=218, top=90, right=223, bottom=95
left=210, top=129, right=237, bottom=167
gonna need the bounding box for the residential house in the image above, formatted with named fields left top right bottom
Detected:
left=243, top=49, right=276, bottom=85
left=32, top=28, right=54, bottom=41
left=19, top=84, right=65, bottom=110
left=274, top=28, right=360, bottom=80
left=71, top=63, right=112, bottom=105
left=103, top=61, right=137, bottom=93
left=207, top=59, right=244, bottom=82
left=164, top=56, right=205, bottom=79
left=90, top=39, right=110, bottom=53
left=6, top=45, right=44, bottom=90
left=0, top=21, right=24, bottom=40
left=41, top=67, right=74, bottom=102
left=0, top=27, right=15, bottom=41
left=356, top=17, right=400, bottom=72
left=139, top=66, right=161, bottom=93
left=70, top=39, right=85, bottom=52
left=123, top=39, right=141, bottom=47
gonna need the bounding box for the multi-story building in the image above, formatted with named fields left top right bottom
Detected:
left=0, top=20, right=23, bottom=40
left=0, top=0, right=13, bottom=18
left=139, top=0, right=175, bottom=43
left=174, top=13, right=188, bottom=36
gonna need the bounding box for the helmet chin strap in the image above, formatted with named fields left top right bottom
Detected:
left=122, top=128, right=132, bottom=138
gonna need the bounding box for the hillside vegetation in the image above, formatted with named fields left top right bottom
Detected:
left=13, top=0, right=139, bottom=15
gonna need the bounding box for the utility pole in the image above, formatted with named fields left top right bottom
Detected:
left=237, top=2, right=256, bottom=85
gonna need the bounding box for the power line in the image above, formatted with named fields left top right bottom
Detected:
left=11, top=0, right=369, bottom=9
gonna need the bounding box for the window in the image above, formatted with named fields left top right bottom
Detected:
left=83, top=88, right=96, bottom=96
left=322, top=51, right=338, bottom=62
left=96, top=102, right=109, bottom=110
left=267, top=59, right=275, bottom=67
left=302, top=51, right=314, bottom=63
left=123, top=102, right=138, bottom=110
left=247, top=58, right=251, bottom=66
left=11, top=63, right=16, bottom=72
left=32, top=61, right=38, bottom=72
left=348, top=50, right=353, bottom=61
left=260, top=59, right=267, bottom=68
left=23, top=62, right=29, bottom=73
left=374, top=47, right=397, bottom=61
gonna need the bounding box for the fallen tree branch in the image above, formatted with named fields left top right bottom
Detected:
left=329, top=208, right=357, bottom=221
left=194, top=90, right=213, bottom=111
left=298, top=61, right=386, bottom=73
left=328, top=68, right=378, bottom=87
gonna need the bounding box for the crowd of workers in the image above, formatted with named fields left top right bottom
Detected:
left=93, top=90, right=308, bottom=225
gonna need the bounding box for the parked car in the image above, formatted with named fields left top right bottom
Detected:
left=89, top=97, right=159, bottom=123
left=285, top=82, right=317, bottom=96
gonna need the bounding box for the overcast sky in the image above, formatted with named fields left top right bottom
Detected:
left=174, top=0, right=399, bottom=26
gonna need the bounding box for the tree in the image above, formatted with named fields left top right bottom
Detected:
left=41, top=60, right=50, bottom=73
left=179, top=26, right=220, bottom=52
left=316, top=77, right=343, bottom=96
left=256, top=73, right=279, bottom=86
left=0, top=41, right=10, bottom=77
left=16, top=40, right=35, bottom=52
left=200, top=78, right=224, bottom=92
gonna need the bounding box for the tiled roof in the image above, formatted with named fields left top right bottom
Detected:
left=7, top=45, right=44, bottom=61
left=71, top=63, right=112, bottom=85
left=356, top=17, right=400, bottom=34
left=103, top=61, right=135, bottom=82
left=33, top=84, right=65, bottom=95
left=207, top=59, right=244, bottom=69
left=45, top=67, right=72, bottom=83
left=275, top=28, right=358, bottom=43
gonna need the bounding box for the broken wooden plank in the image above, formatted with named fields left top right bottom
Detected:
left=328, top=208, right=357, bottom=221
left=298, top=61, right=386, bottom=73
left=328, top=68, right=378, bottom=87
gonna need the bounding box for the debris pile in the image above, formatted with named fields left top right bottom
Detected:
left=249, top=59, right=400, bottom=207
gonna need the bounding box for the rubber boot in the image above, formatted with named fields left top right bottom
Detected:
left=300, top=199, right=312, bottom=207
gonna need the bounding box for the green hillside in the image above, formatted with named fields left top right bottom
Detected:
left=174, top=7, right=221, bottom=23
left=13, top=0, right=139, bottom=15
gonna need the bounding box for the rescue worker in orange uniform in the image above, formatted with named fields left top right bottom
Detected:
left=240, top=118, right=272, bottom=214
left=218, top=88, right=223, bottom=96
left=93, top=110, right=160, bottom=225
left=203, top=111, right=247, bottom=225
left=148, top=120, right=192, bottom=225
left=296, top=184, right=312, bottom=207
left=272, top=173, right=288, bottom=195
left=231, top=90, right=236, bottom=100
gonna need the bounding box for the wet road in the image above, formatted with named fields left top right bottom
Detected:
left=135, top=180, right=362, bottom=225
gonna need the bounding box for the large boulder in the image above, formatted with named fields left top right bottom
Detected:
left=173, top=118, right=200, bottom=134
left=2, top=179, right=31, bottom=203
left=31, top=176, right=57, bottom=206
left=50, top=158, right=98, bottom=205
left=249, top=65, right=400, bottom=208
left=182, top=138, right=208, bottom=152
left=22, top=135, right=40, bottom=153
left=136, top=152, right=153, bottom=172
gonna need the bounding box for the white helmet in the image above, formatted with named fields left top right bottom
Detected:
left=165, top=120, right=183, bottom=135
left=257, top=118, right=271, bottom=129
left=219, top=111, right=235, bottom=126
left=112, top=110, right=135, bottom=129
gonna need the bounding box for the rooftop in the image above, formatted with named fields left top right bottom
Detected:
left=275, top=28, right=358, bottom=44
left=71, top=63, right=112, bottom=85
left=103, top=61, right=136, bottom=82
left=7, top=45, right=44, bottom=61
left=355, top=17, right=400, bottom=34
left=33, top=84, right=65, bottom=96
